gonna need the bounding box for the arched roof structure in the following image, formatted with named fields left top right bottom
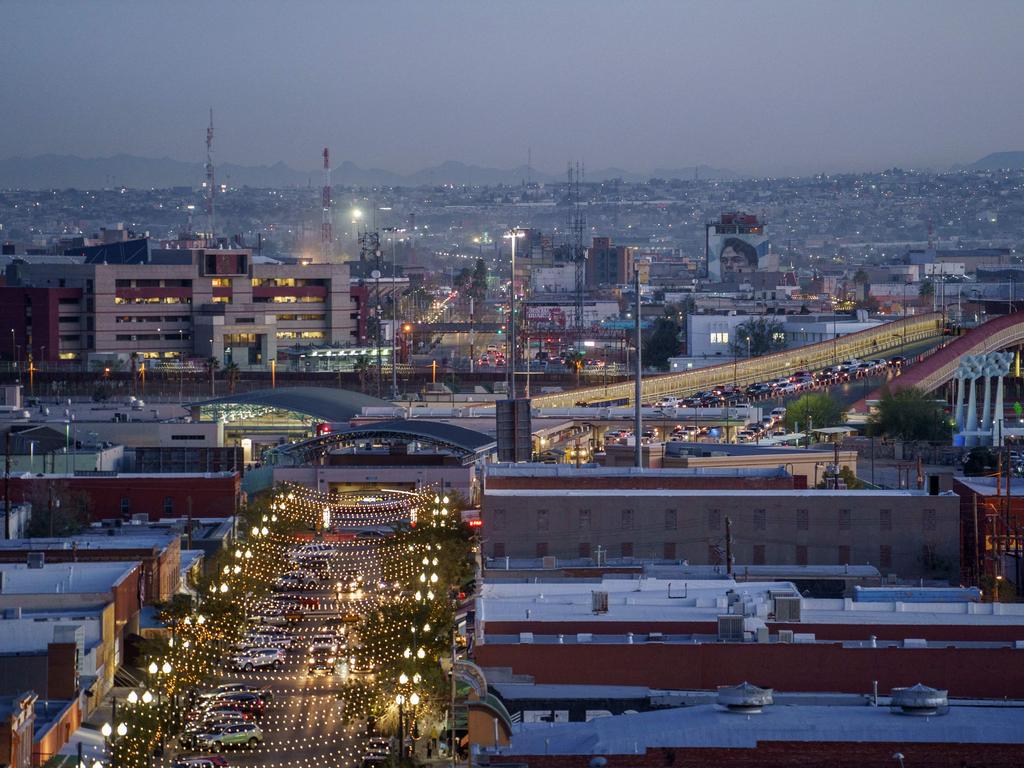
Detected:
left=277, top=419, right=496, bottom=465
left=190, top=386, right=391, bottom=423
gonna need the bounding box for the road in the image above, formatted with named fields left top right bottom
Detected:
left=168, top=541, right=393, bottom=768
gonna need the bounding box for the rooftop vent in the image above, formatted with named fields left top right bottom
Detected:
left=890, top=684, right=948, bottom=716
left=718, top=614, right=744, bottom=642
left=717, top=682, right=774, bottom=713
left=26, top=552, right=45, bottom=569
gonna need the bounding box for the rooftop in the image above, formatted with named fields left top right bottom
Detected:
left=483, top=488, right=946, bottom=498
left=486, top=463, right=791, bottom=478
left=478, top=578, right=1024, bottom=627
left=501, top=698, right=1024, bottom=754
left=0, top=561, right=137, bottom=594
left=0, top=530, right=179, bottom=552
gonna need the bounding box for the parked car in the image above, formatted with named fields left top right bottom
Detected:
left=173, top=757, right=229, bottom=768
left=231, top=648, right=284, bottom=671
left=195, top=722, right=263, bottom=749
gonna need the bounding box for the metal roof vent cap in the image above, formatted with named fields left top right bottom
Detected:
left=890, top=684, right=948, bottom=716
left=717, top=682, right=774, bottom=713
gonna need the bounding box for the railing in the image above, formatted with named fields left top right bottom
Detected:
left=516, top=313, right=943, bottom=408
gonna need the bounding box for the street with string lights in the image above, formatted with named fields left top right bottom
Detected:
left=90, top=485, right=473, bottom=768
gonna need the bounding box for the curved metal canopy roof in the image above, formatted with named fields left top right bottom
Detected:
left=279, top=419, right=497, bottom=463
left=190, top=386, right=391, bottom=423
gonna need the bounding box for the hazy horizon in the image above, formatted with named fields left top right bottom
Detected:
left=3, top=0, right=1023, bottom=177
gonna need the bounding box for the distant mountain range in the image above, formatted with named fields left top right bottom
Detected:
left=0, top=153, right=740, bottom=190
left=963, top=151, right=1024, bottom=170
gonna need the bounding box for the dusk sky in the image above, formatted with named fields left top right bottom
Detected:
left=2, top=0, right=1022, bottom=177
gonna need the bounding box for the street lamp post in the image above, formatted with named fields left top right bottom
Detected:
left=396, top=693, right=406, bottom=759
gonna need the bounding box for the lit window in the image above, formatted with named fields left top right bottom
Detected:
left=710, top=332, right=730, bottom=345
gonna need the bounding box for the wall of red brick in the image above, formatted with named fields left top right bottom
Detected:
left=7, top=474, right=239, bottom=521
left=494, top=742, right=1023, bottom=768
left=473, top=642, right=1024, bottom=698
left=485, top=476, right=796, bottom=491
left=483, top=620, right=1024, bottom=643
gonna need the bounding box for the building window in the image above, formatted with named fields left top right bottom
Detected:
left=120, top=497, right=131, bottom=515
left=621, top=542, right=633, bottom=558
left=923, top=509, right=936, bottom=532
left=752, top=544, right=766, bottom=565
left=710, top=332, right=730, bottom=345
left=754, top=509, right=766, bottom=531
left=578, top=509, right=590, bottom=530
left=838, top=545, right=851, bottom=564
left=537, top=509, right=548, bottom=531
left=536, top=542, right=548, bottom=558
left=579, top=542, right=591, bottom=558
left=664, top=542, right=676, bottom=560
left=163, top=496, right=173, bottom=516
left=879, top=544, right=892, bottom=570
left=621, top=509, right=633, bottom=530
left=665, top=509, right=677, bottom=530
left=796, top=508, right=809, bottom=531
left=839, top=509, right=851, bottom=531
left=708, top=508, right=721, bottom=531
left=796, top=544, right=808, bottom=566
left=492, top=543, right=505, bottom=558
left=880, top=509, right=892, bottom=531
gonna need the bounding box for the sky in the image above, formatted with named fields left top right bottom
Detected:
left=2, top=0, right=1022, bottom=177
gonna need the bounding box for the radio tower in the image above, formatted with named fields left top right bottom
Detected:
left=321, top=148, right=332, bottom=261
left=568, top=162, right=587, bottom=333
left=205, top=108, right=216, bottom=243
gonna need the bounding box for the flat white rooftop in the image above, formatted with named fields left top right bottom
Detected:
left=0, top=562, right=137, bottom=594
left=503, top=699, right=1024, bottom=753
left=478, top=578, right=1024, bottom=627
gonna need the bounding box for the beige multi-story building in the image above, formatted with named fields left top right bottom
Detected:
left=3, top=243, right=357, bottom=366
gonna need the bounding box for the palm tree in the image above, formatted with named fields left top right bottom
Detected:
left=224, top=361, right=240, bottom=394
left=564, top=349, right=586, bottom=388
left=206, top=357, right=220, bottom=396
left=353, top=354, right=371, bottom=393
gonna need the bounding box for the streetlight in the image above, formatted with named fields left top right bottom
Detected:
left=504, top=229, right=525, bottom=399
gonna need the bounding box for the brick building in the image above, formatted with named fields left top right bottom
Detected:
left=482, top=483, right=960, bottom=581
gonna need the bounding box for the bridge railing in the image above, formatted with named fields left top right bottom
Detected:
left=523, top=313, right=942, bottom=408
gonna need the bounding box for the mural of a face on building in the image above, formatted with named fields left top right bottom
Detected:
left=719, top=237, right=759, bottom=274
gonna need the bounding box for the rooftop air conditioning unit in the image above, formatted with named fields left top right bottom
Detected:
left=778, top=629, right=794, bottom=643
left=26, top=553, right=45, bottom=569
left=591, top=591, right=609, bottom=614
left=718, top=614, right=744, bottom=642
left=774, top=596, right=802, bottom=622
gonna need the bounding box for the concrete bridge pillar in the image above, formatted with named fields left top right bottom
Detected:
left=965, top=374, right=979, bottom=447
left=981, top=374, right=993, bottom=434
left=954, top=375, right=966, bottom=432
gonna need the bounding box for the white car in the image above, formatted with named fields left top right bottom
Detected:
left=231, top=648, right=284, bottom=671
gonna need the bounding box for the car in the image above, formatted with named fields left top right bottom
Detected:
left=231, top=649, right=283, bottom=671
left=201, top=684, right=274, bottom=703
left=187, top=711, right=253, bottom=727
left=307, top=651, right=338, bottom=676
left=173, top=757, right=229, bottom=768
left=181, top=723, right=235, bottom=749
left=771, top=407, right=787, bottom=418
left=195, top=722, right=263, bottom=749
left=243, top=633, right=293, bottom=649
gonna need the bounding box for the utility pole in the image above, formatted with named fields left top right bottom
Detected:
left=205, top=108, right=216, bottom=243
left=3, top=430, right=9, bottom=540
left=634, top=266, right=643, bottom=469
left=321, top=147, right=332, bottom=262
left=725, top=516, right=733, bottom=578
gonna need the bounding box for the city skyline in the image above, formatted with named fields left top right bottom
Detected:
left=2, top=0, right=1023, bottom=179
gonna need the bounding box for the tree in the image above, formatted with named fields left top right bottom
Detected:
left=784, top=392, right=845, bottom=433
left=729, top=316, right=786, bottom=358
left=643, top=318, right=681, bottom=370
left=564, top=349, right=585, bottom=387
left=852, top=269, right=869, bottom=284
left=353, top=354, right=371, bottom=393
left=470, top=258, right=488, bottom=301
left=919, top=280, right=934, bottom=297
left=867, top=386, right=952, bottom=441
left=963, top=447, right=999, bottom=476
left=224, top=362, right=240, bottom=395
left=205, top=357, right=220, bottom=396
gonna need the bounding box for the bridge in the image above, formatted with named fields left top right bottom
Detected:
left=511, top=313, right=944, bottom=409
left=853, top=313, right=1024, bottom=409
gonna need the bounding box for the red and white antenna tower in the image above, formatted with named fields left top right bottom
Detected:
left=205, top=108, right=216, bottom=243
left=321, top=147, right=332, bottom=261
